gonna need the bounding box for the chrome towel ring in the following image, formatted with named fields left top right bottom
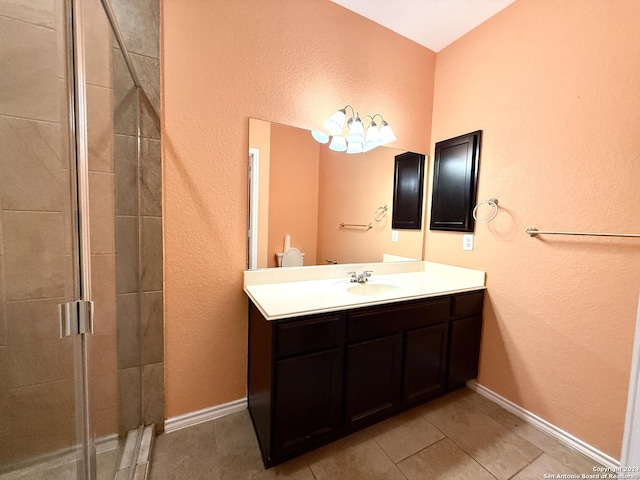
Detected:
left=374, top=205, right=388, bottom=222
left=472, top=198, right=499, bottom=224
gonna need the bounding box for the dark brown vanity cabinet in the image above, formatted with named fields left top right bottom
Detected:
left=248, top=289, right=484, bottom=467
left=403, top=322, right=448, bottom=406
left=344, top=333, right=402, bottom=428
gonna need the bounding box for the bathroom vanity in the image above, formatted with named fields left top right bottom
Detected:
left=244, top=261, right=485, bottom=467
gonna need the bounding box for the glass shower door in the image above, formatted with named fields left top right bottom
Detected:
left=81, top=0, right=142, bottom=476
left=0, top=0, right=88, bottom=477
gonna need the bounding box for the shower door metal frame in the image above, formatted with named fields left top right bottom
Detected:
left=64, top=0, right=144, bottom=477
left=65, top=0, right=96, bottom=476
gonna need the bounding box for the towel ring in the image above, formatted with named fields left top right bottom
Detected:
left=472, top=198, right=499, bottom=224
left=374, top=205, right=388, bottom=222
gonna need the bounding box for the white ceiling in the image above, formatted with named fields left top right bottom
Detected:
left=329, top=0, right=516, bottom=52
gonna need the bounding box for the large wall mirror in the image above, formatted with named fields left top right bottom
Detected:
left=248, top=118, right=428, bottom=269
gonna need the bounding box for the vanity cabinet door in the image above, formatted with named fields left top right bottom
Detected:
left=273, top=348, right=342, bottom=458
left=403, top=323, right=448, bottom=406
left=447, top=315, right=482, bottom=387
left=344, top=334, right=402, bottom=429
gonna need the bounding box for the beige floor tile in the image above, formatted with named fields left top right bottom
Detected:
left=423, top=393, right=542, bottom=480
left=147, top=389, right=604, bottom=480
left=149, top=419, right=219, bottom=480
left=215, top=410, right=313, bottom=480
left=456, top=388, right=503, bottom=415
left=398, top=438, right=496, bottom=480
left=510, top=453, right=572, bottom=480
left=366, top=408, right=445, bottom=463
left=488, top=408, right=601, bottom=474
left=305, top=430, right=406, bottom=480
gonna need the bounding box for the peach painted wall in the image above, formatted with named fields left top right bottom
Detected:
left=317, top=146, right=425, bottom=264
left=426, top=0, right=640, bottom=457
left=162, top=0, right=435, bottom=417
left=268, top=123, right=319, bottom=267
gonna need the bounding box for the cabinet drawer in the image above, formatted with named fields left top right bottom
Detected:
left=275, top=315, right=342, bottom=357
left=451, top=291, right=484, bottom=318
left=347, top=300, right=449, bottom=342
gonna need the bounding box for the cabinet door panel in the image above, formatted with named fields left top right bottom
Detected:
left=403, top=323, right=447, bottom=406
left=447, top=315, right=482, bottom=387
left=345, top=334, right=402, bottom=428
left=273, top=349, right=342, bottom=458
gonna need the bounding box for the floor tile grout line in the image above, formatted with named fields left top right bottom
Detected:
left=507, top=450, right=544, bottom=480
left=304, top=457, right=318, bottom=480
left=369, top=433, right=411, bottom=478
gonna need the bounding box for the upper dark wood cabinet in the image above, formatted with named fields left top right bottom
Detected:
left=430, top=130, right=481, bottom=232
left=392, top=151, right=426, bottom=230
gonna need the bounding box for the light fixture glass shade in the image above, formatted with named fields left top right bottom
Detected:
left=363, top=122, right=381, bottom=151
left=325, top=109, right=346, bottom=136
left=379, top=121, right=396, bottom=144
left=346, top=141, right=364, bottom=154
left=346, top=114, right=365, bottom=144
left=311, top=130, right=330, bottom=144
left=329, top=135, right=347, bottom=152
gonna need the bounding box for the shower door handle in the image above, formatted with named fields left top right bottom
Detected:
left=59, top=300, right=94, bottom=337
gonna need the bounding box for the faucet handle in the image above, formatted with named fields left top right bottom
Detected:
left=363, top=270, right=373, bottom=277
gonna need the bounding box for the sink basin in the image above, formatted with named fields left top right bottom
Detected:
left=346, top=283, right=401, bottom=296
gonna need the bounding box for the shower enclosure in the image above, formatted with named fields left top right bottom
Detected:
left=0, top=0, right=162, bottom=478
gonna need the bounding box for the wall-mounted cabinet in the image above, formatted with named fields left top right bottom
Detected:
left=247, top=290, right=484, bottom=467
left=430, top=130, right=482, bottom=232
left=392, top=151, right=426, bottom=229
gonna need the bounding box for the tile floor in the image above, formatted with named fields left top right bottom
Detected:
left=148, top=388, right=603, bottom=480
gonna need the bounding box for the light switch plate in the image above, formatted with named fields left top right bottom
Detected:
left=391, top=230, right=399, bottom=242
left=463, top=234, right=474, bottom=251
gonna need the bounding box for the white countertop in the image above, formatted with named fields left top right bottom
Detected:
left=244, top=261, right=486, bottom=320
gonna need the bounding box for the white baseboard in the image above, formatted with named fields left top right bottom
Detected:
left=164, top=398, right=248, bottom=434
left=467, top=380, right=619, bottom=469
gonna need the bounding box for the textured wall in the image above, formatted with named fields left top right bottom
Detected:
left=427, top=0, right=640, bottom=457
left=162, top=0, right=436, bottom=417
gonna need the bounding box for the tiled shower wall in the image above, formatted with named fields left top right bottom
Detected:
left=0, top=0, right=163, bottom=469
left=110, top=0, right=164, bottom=434
left=0, top=0, right=78, bottom=465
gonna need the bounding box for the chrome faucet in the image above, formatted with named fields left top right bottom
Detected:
left=348, top=270, right=373, bottom=284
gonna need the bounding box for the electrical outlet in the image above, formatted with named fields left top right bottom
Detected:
left=463, top=234, right=474, bottom=251
left=391, top=230, right=399, bottom=242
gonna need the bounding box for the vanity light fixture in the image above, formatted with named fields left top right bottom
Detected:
left=311, top=105, right=396, bottom=154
